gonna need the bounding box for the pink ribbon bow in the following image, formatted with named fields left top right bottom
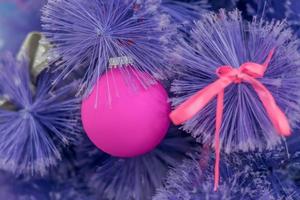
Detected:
left=170, top=49, right=291, bottom=191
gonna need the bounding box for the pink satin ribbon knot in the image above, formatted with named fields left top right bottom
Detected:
left=170, top=49, right=291, bottom=191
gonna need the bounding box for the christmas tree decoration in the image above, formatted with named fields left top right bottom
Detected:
left=232, top=0, right=300, bottom=38
left=49, top=184, right=95, bottom=200
left=287, top=152, right=300, bottom=187
left=281, top=132, right=300, bottom=186
left=153, top=156, right=230, bottom=200
left=77, top=127, right=198, bottom=200
left=154, top=152, right=300, bottom=200
left=228, top=149, right=300, bottom=200
left=74, top=134, right=110, bottom=179
left=210, top=0, right=238, bottom=10
left=285, top=0, right=300, bottom=32
left=169, top=9, right=300, bottom=189
left=0, top=170, right=52, bottom=200
left=2, top=1, right=300, bottom=199
left=0, top=0, right=45, bottom=53
left=234, top=129, right=300, bottom=187
left=42, top=0, right=174, bottom=94
left=248, top=0, right=300, bottom=37
left=244, top=0, right=287, bottom=19
left=227, top=147, right=288, bottom=174
left=81, top=61, right=170, bottom=157
left=0, top=53, right=81, bottom=175
left=36, top=142, right=92, bottom=200
left=0, top=148, right=89, bottom=200
left=159, top=0, right=208, bottom=24
left=48, top=175, right=95, bottom=200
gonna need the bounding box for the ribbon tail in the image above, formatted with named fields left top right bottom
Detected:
left=170, top=78, right=231, bottom=125
left=244, top=76, right=291, bottom=136
left=214, top=90, right=224, bottom=191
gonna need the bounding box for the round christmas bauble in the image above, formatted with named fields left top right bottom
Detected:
left=81, top=67, right=170, bottom=157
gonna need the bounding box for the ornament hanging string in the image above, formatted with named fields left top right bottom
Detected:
left=170, top=49, right=291, bottom=191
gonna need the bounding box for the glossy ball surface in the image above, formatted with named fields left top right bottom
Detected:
left=81, top=67, right=170, bottom=157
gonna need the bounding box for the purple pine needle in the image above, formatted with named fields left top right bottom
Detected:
left=286, top=0, right=300, bottom=30
left=160, top=0, right=208, bottom=24
left=49, top=176, right=95, bottom=200
left=0, top=170, right=52, bottom=200
left=232, top=1, right=300, bottom=38
left=171, top=9, right=300, bottom=153
left=228, top=149, right=300, bottom=200
left=210, top=0, right=238, bottom=11
left=153, top=155, right=230, bottom=200
left=0, top=53, right=81, bottom=175
left=154, top=150, right=300, bottom=200
left=78, top=127, right=198, bottom=200
left=42, top=0, right=174, bottom=95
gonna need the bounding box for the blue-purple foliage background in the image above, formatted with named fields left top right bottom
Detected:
left=1, top=0, right=300, bottom=200
left=0, top=0, right=46, bottom=53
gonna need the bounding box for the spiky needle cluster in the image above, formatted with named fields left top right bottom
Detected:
left=0, top=53, right=81, bottom=175
left=171, top=9, right=300, bottom=153
left=42, top=0, right=173, bottom=94
left=154, top=151, right=300, bottom=200
left=153, top=156, right=230, bottom=200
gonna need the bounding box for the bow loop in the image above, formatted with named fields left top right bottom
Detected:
left=240, top=62, right=267, bottom=78
left=217, top=61, right=267, bottom=83
left=216, top=66, right=234, bottom=77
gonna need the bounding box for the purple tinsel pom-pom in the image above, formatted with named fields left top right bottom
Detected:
left=170, top=9, right=300, bottom=153
left=0, top=53, right=81, bottom=175
left=42, top=0, right=174, bottom=95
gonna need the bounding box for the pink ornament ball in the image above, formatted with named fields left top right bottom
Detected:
left=81, top=67, right=171, bottom=157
